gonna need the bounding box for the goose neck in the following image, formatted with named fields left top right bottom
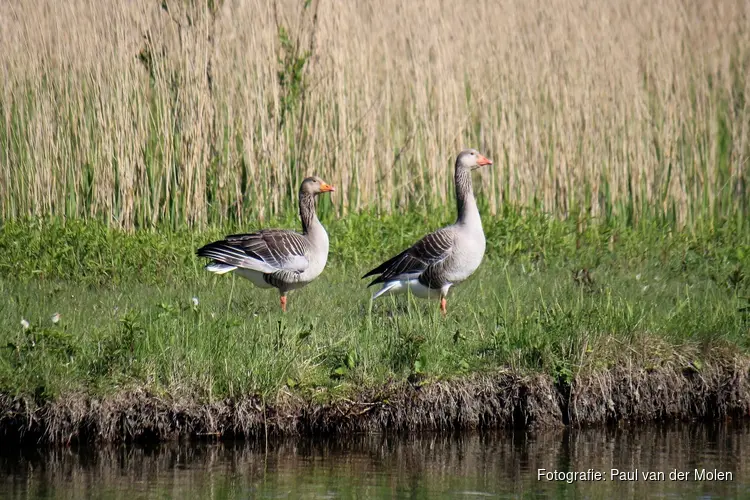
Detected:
left=455, top=167, right=479, bottom=226
left=299, top=191, right=319, bottom=235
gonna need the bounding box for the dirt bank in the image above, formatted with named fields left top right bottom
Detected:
left=2, top=358, right=749, bottom=445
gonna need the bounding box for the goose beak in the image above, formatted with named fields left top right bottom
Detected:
left=320, top=182, right=335, bottom=193
left=476, top=155, right=493, bottom=167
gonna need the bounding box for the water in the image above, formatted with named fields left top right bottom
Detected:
left=2, top=422, right=749, bottom=499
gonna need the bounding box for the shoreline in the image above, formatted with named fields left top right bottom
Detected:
left=2, top=218, right=750, bottom=446
left=3, top=357, right=749, bottom=445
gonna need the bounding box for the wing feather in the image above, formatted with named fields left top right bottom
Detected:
left=197, top=229, right=310, bottom=273
left=362, top=228, right=454, bottom=286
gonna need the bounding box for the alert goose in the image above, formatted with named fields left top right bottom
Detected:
left=197, top=176, right=334, bottom=312
left=362, top=149, right=492, bottom=315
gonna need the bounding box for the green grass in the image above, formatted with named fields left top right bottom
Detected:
left=1, top=210, right=749, bottom=404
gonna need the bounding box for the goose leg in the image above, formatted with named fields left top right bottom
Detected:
left=440, top=297, right=447, bottom=316
left=280, top=294, right=288, bottom=312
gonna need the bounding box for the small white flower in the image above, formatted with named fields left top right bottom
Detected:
left=635, top=273, right=642, bottom=281
left=192, top=297, right=199, bottom=306
left=21, top=319, right=30, bottom=330
left=51, top=313, right=61, bottom=324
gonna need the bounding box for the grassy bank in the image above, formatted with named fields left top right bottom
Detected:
left=1, top=213, right=749, bottom=442
left=2, top=0, right=749, bottom=443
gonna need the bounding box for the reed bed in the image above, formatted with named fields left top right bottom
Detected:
left=1, top=0, right=748, bottom=229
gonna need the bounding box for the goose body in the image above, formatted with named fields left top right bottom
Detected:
left=197, top=176, right=334, bottom=312
left=362, top=149, right=492, bottom=315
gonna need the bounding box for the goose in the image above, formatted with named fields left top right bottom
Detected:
left=362, top=149, right=492, bottom=315
left=196, top=176, right=334, bottom=312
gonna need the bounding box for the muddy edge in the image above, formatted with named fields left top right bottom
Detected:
left=2, top=357, right=749, bottom=444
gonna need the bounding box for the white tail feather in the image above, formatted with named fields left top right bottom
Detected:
left=205, top=263, right=237, bottom=274
left=372, top=281, right=401, bottom=299
left=372, top=279, right=445, bottom=300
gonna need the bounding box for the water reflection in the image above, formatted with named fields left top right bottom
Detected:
left=2, top=422, right=749, bottom=499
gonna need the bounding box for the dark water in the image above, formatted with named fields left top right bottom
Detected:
left=2, top=422, right=749, bottom=499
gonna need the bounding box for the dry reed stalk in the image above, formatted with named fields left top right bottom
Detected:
left=0, top=0, right=747, bottom=229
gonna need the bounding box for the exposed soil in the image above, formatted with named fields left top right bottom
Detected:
left=2, top=356, right=749, bottom=445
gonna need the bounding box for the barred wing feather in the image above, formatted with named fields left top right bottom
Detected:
left=362, top=228, right=454, bottom=286
left=197, top=229, right=310, bottom=273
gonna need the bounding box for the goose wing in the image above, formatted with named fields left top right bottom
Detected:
left=197, top=229, right=310, bottom=273
left=362, top=228, right=454, bottom=286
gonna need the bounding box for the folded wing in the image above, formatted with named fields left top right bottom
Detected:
left=197, top=229, right=310, bottom=274
left=362, top=228, right=454, bottom=286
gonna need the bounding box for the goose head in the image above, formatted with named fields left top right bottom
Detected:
left=457, top=149, right=493, bottom=171
left=301, top=176, right=336, bottom=196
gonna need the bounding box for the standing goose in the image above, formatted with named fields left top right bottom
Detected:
left=362, top=149, right=492, bottom=315
left=197, top=176, right=334, bottom=312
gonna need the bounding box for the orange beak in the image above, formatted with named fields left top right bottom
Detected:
left=320, top=182, right=335, bottom=193
left=476, top=154, right=493, bottom=167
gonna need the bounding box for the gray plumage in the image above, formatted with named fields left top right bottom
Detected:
left=362, top=149, right=493, bottom=313
left=197, top=176, right=334, bottom=311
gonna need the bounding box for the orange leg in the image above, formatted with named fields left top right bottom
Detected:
left=280, top=295, right=288, bottom=312
left=440, top=297, right=447, bottom=316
